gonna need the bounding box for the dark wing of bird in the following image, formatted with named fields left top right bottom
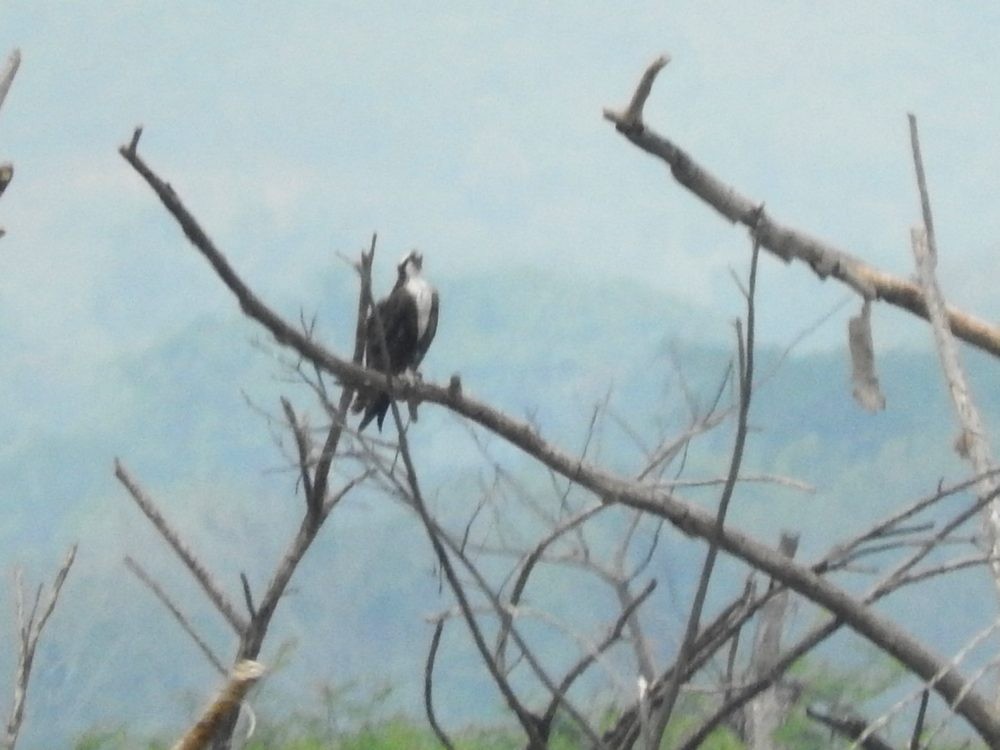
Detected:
left=365, top=289, right=419, bottom=373
left=355, top=289, right=420, bottom=432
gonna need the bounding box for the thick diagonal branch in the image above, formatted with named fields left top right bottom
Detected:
left=603, top=55, right=1000, bottom=360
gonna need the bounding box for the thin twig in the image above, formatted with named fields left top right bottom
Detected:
left=648, top=238, right=760, bottom=745
left=124, top=556, right=228, bottom=676
left=910, top=689, right=929, bottom=750
left=424, top=620, right=455, bottom=750
left=114, top=459, right=248, bottom=635
left=3, top=545, right=76, bottom=750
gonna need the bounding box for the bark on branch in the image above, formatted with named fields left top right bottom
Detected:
left=603, top=55, right=1000, bottom=361
left=170, top=660, right=264, bottom=750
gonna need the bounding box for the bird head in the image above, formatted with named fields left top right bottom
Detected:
left=397, top=250, right=424, bottom=279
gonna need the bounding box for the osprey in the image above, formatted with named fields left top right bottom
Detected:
left=353, top=250, right=439, bottom=431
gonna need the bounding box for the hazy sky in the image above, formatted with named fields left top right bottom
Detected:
left=3, top=6, right=1000, bottom=741
left=1, top=2, right=999, bottom=410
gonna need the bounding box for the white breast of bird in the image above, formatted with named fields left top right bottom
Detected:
left=405, top=276, right=435, bottom=338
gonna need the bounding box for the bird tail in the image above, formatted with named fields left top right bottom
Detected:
left=357, top=394, right=391, bottom=432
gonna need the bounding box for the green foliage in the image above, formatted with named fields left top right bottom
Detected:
left=73, top=727, right=167, bottom=750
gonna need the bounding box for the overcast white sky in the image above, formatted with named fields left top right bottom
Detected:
left=1, top=2, right=999, bottom=398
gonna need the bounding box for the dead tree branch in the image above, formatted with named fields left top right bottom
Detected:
left=120, top=129, right=1000, bottom=745
left=908, top=114, right=1000, bottom=605
left=746, top=532, right=800, bottom=749
left=649, top=239, right=760, bottom=745
left=603, top=55, right=1000, bottom=360
left=805, top=706, right=896, bottom=750
left=3, top=545, right=76, bottom=750
left=170, top=660, right=264, bottom=750
left=114, top=459, right=248, bottom=635
left=124, top=555, right=228, bottom=677
left=0, top=49, right=20, bottom=115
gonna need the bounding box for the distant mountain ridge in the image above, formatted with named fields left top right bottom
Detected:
left=2, top=266, right=999, bottom=746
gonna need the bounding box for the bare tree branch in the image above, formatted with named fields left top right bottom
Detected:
left=280, top=397, right=315, bottom=512
left=805, top=706, right=896, bottom=750
left=170, top=660, right=264, bottom=750
left=0, top=50, right=21, bottom=117
left=4, top=545, right=76, bottom=750
left=423, top=619, right=455, bottom=750
left=908, top=115, right=1000, bottom=611
left=114, top=459, right=248, bottom=635
left=746, top=532, right=800, bottom=749
left=124, top=555, right=228, bottom=677
left=541, top=578, right=657, bottom=731
left=603, top=55, right=1000, bottom=361
left=649, top=238, right=760, bottom=746
left=910, top=689, right=929, bottom=750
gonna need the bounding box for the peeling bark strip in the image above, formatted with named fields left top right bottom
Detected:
left=603, top=55, right=1000, bottom=361
left=120, top=130, right=1000, bottom=746
left=848, top=300, right=885, bottom=412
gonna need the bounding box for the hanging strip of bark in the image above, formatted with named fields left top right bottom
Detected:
left=848, top=300, right=885, bottom=412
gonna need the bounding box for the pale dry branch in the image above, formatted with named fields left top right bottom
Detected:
left=806, top=706, right=895, bottom=750
left=124, top=555, right=227, bottom=676
left=908, top=116, right=1000, bottom=606
left=4, top=545, right=76, bottom=750
left=171, top=660, right=264, bottom=750
left=851, top=615, right=1000, bottom=749
left=114, top=459, right=248, bottom=635
left=603, top=55, right=1000, bottom=361
left=746, top=532, right=799, bottom=749
left=0, top=50, right=20, bottom=116
left=660, top=472, right=815, bottom=493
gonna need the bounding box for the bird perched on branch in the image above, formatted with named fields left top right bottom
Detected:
left=353, top=250, right=439, bottom=431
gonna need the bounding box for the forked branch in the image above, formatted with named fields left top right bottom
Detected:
left=4, top=545, right=76, bottom=750
left=604, top=55, right=1000, bottom=360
